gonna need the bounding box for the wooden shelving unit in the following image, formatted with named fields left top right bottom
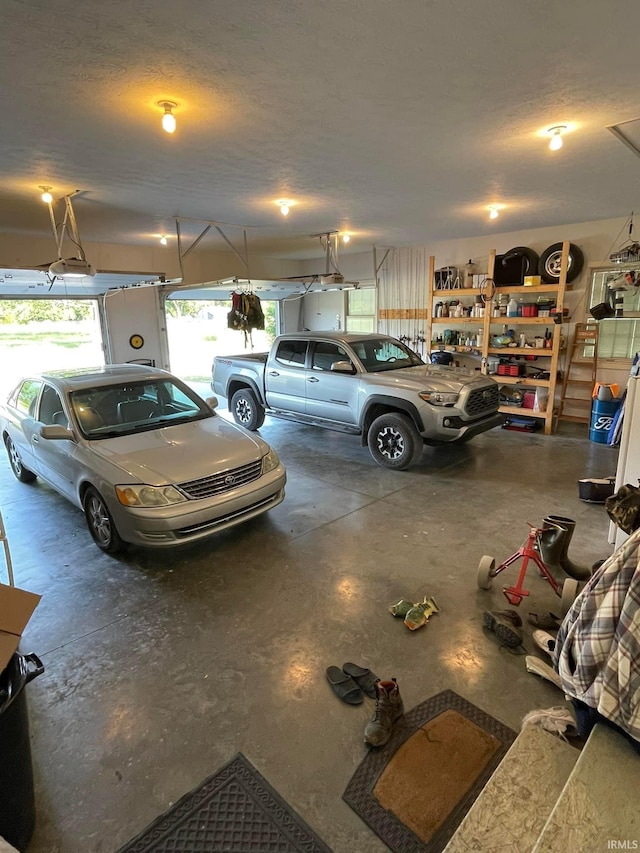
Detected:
left=426, top=242, right=571, bottom=435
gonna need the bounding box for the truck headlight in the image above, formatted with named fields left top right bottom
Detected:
left=116, top=485, right=187, bottom=507
left=262, top=447, right=280, bottom=474
left=419, top=391, right=459, bottom=406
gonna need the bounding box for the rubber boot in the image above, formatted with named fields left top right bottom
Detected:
left=543, top=515, right=591, bottom=580
left=364, top=679, right=404, bottom=748
left=536, top=525, right=566, bottom=575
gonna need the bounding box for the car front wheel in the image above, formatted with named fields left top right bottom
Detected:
left=230, top=388, right=266, bottom=430
left=4, top=436, right=37, bottom=483
left=83, top=486, right=124, bottom=554
left=367, top=413, right=423, bottom=470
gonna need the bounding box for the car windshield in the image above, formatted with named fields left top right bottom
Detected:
left=69, top=378, right=212, bottom=439
left=350, top=339, right=424, bottom=372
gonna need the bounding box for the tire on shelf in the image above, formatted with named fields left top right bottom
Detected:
left=477, top=556, right=495, bottom=590
left=538, top=242, right=584, bottom=284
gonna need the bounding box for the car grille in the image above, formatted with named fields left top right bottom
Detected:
left=178, top=459, right=262, bottom=499
left=465, top=385, right=499, bottom=417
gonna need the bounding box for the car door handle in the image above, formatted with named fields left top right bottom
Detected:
left=268, top=371, right=280, bottom=377
left=307, top=376, right=319, bottom=382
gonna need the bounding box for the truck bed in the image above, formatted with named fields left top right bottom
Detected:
left=215, top=352, right=269, bottom=364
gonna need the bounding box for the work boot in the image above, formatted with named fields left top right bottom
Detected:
left=543, top=516, right=591, bottom=580
left=482, top=610, right=523, bottom=647
left=364, top=679, right=404, bottom=748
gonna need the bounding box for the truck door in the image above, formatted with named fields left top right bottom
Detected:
left=264, top=339, right=308, bottom=414
left=305, top=341, right=360, bottom=424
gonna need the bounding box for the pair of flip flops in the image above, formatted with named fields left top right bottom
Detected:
left=326, top=663, right=379, bottom=704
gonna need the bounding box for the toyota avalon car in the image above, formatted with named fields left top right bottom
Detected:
left=0, top=365, right=286, bottom=553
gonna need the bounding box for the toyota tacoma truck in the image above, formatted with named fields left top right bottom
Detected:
left=212, top=332, right=502, bottom=470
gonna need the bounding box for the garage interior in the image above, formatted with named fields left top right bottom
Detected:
left=2, top=1, right=640, bottom=851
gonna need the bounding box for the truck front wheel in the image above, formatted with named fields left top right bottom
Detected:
left=367, top=413, right=423, bottom=470
left=230, top=388, right=266, bottom=430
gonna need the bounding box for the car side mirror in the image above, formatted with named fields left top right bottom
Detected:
left=331, top=361, right=356, bottom=374
left=40, top=425, right=74, bottom=441
left=205, top=395, right=219, bottom=409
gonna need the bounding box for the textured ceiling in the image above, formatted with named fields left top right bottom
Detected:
left=1, top=0, right=640, bottom=261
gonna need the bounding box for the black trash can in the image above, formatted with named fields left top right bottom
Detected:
left=0, top=652, right=44, bottom=851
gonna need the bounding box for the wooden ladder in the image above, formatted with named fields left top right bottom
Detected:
left=556, top=323, right=599, bottom=424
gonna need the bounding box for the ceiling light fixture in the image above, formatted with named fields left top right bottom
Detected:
left=547, top=125, right=567, bottom=151
left=342, top=233, right=351, bottom=244
left=158, top=101, right=178, bottom=134
left=160, top=235, right=168, bottom=245
left=279, top=202, right=290, bottom=216
left=488, top=205, right=500, bottom=220
left=39, top=186, right=53, bottom=204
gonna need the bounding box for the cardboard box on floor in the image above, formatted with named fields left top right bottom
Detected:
left=0, top=583, right=41, bottom=671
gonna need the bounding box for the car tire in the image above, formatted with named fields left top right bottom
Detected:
left=367, top=412, right=423, bottom=470
left=83, top=486, right=124, bottom=554
left=4, top=436, right=37, bottom=483
left=230, top=388, right=265, bottom=430
left=503, top=246, right=540, bottom=278
left=539, top=242, right=584, bottom=284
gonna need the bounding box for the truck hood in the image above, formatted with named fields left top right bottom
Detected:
left=89, top=416, right=269, bottom=485
left=370, top=364, right=493, bottom=393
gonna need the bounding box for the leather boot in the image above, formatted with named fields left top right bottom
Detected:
left=364, top=679, right=404, bottom=747
left=543, top=515, right=591, bottom=580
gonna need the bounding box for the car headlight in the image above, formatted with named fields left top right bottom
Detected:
left=115, top=485, right=187, bottom=507
left=419, top=391, right=459, bottom=406
left=262, top=447, right=280, bottom=474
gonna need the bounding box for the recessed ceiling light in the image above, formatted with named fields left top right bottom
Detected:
left=547, top=125, right=567, bottom=151
left=39, top=186, right=53, bottom=204
left=276, top=199, right=294, bottom=216
left=157, top=101, right=178, bottom=134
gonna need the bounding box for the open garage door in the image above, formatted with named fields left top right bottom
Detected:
left=164, top=290, right=279, bottom=399
left=0, top=298, right=104, bottom=397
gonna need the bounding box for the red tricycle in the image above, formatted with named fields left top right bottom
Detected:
left=477, top=522, right=580, bottom=614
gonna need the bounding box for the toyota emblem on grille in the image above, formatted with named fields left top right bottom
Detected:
left=225, top=474, right=236, bottom=486
left=482, top=390, right=492, bottom=401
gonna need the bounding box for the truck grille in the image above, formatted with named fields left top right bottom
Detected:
left=178, top=459, right=262, bottom=499
left=465, top=385, right=499, bottom=417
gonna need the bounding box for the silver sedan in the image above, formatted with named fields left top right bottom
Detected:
left=0, top=365, right=286, bottom=553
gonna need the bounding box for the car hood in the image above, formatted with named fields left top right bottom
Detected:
left=370, top=364, right=494, bottom=393
left=89, top=416, right=269, bottom=485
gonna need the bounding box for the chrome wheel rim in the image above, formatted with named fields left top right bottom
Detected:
left=376, top=426, right=405, bottom=460
left=86, top=494, right=112, bottom=547
left=7, top=439, right=22, bottom=475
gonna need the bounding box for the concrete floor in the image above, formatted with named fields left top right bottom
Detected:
left=1, top=413, right=617, bottom=853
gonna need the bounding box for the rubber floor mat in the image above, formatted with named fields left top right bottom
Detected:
left=117, top=753, right=331, bottom=853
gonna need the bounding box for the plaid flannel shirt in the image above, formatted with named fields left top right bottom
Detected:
left=554, top=526, right=640, bottom=743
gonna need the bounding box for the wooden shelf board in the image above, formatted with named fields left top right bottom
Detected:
left=489, top=284, right=562, bottom=295
left=500, top=405, right=547, bottom=418
left=487, top=347, right=551, bottom=356
left=488, top=316, right=556, bottom=325
left=432, top=287, right=482, bottom=296
left=494, top=376, right=550, bottom=387
left=432, top=317, right=483, bottom=324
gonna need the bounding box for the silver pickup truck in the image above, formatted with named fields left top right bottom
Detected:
left=212, top=332, right=502, bottom=470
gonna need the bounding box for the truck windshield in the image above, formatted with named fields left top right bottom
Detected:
left=350, top=339, right=423, bottom=372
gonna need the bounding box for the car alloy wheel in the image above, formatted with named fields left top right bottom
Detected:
left=367, top=412, right=423, bottom=471
left=4, top=436, right=36, bottom=482
left=83, top=487, right=123, bottom=554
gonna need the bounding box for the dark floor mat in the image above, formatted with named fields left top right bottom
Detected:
left=117, top=753, right=331, bottom=853
left=343, top=689, right=516, bottom=853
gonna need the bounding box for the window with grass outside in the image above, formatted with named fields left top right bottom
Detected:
left=346, top=288, right=376, bottom=333
left=588, top=266, right=640, bottom=359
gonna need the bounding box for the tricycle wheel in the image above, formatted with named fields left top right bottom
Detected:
left=477, top=556, right=495, bottom=590
left=560, top=578, right=579, bottom=615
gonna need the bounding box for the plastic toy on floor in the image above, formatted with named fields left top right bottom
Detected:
left=389, top=596, right=440, bottom=630
left=477, top=521, right=580, bottom=614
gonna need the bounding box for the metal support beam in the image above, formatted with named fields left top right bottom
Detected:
left=174, top=217, right=255, bottom=280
